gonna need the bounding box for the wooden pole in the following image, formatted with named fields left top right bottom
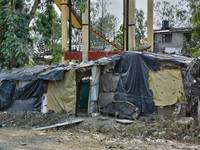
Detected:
left=82, top=0, right=89, bottom=61
left=128, top=0, right=135, bottom=51
left=61, top=0, right=68, bottom=64
left=147, top=0, right=154, bottom=51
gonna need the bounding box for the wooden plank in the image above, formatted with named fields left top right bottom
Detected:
left=33, top=118, right=84, bottom=131
left=116, top=119, right=133, bottom=124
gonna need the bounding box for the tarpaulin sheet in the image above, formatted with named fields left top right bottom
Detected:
left=182, top=60, right=200, bottom=120
left=0, top=65, right=65, bottom=82
left=112, top=52, right=159, bottom=114
left=8, top=98, right=35, bottom=113
left=0, top=80, right=47, bottom=112
left=100, top=73, right=120, bottom=93
left=88, top=66, right=101, bottom=115
left=13, top=80, right=47, bottom=111
left=47, top=70, right=76, bottom=114
left=0, top=65, right=48, bottom=82
left=100, top=101, right=140, bottom=120
left=148, top=69, right=185, bottom=106
left=0, top=81, right=15, bottom=110
left=37, top=67, right=65, bottom=80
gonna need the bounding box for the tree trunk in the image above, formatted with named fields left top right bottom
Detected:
left=28, top=0, right=41, bottom=26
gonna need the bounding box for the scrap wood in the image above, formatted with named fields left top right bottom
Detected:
left=33, top=118, right=85, bottom=131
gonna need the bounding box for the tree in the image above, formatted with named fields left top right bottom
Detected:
left=154, top=0, right=198, bottom=28
left=90, top=13, right=119, bottom=47
left=114, top=9, right=147, bottom=49
left=90, top=0, right=119, bottom=48
left=0, top=0, right=87, bottom=69
left=114, top=25, right=123, bottom=47
left=154, top=1, right=179, bottom=28
left=183, top=2, right=200, bottom=58
left=135, top=9, right=147, bottom=44
left=192, top=2, right=200, bottom=37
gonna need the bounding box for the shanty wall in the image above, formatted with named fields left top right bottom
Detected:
left=98, top=73, right=120, bottom=107
left=47, top=70, right=76, bottom=114
left=154, top=32, right=184, bottom=52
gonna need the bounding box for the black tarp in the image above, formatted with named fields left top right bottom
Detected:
left=0, top=64, right=66, bottom=112
left=0, top=65, right=65, bottom=82
left=112, top=52, right=159, bottom=114
left=100, top=101, right=140, bottom=120
left=0, top=80, right=48, bottom=112
left=0, top=81, right=15, bottom=110
left=0, top=66, right=48, bottom=82
left=13, top=80, right=48, bottom=111
left=182, top=60, right=200, bottom=120
left=9, top=99, right=35, bottom=113
left=38, top=67, right=64, bottom=80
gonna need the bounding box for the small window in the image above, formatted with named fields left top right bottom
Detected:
left=162, top=34, right=172, bottom=43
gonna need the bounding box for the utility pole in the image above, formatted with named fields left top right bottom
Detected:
left=101, top=0, right=104, bottom=51
left=68, top=0, right=72, bottom=53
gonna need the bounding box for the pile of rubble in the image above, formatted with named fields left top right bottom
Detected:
left=0, top=111, right=70, bottom=127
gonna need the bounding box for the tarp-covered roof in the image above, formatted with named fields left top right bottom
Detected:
left=0, top=51, right=195, bottom=82
left=0, top=65, right=70, bottom=82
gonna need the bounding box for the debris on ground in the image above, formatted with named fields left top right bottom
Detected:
left=116, top=119, right=134, bottom=124
left=33, top=118, right=84, bottom=130
left=0, top=111, right=71, bottom=128
left=100, top=101, right=140, bottom=120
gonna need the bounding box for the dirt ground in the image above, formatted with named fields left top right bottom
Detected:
left=0, top=113, right=200, bottom=150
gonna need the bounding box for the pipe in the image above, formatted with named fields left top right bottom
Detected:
left=69, top=0, right=72, bottom=53
left=123, top=0, right=125, bottom=51
left=89, top=0, right=90, bottom=52
left=126, top=0, right=129, bottom=51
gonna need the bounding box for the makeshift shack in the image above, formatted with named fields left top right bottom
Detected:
left=0, top=51, right=199, bottom=120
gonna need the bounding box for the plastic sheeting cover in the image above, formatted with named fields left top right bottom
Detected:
left=47, top=70, right=76, bottom=114
left=100, top=73, right=120, bottom=93
left=149, top=69, right=185, bottom=106
left=100, top=101, right=140, bottom=120
left=112, top=52, right=159, bottom=114
left=88, top=66, right=101, bottom=115
left=0, top=80, right=47, bottom=112
left=0, top=65, right=65, bottom=82
left=0, top=65, right=48, bottom=82
left=37, top=67, right=65, bottom=80
left=8, top=98, right=35, bottom=113
left=13, top=80, right=47, bottom=111
left=0, top=81, right=15, bottom=110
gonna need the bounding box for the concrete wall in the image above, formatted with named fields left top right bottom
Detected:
left=154, top=32, right=184, bottom=52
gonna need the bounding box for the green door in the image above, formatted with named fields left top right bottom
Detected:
left=79, top=80, right=90, bottom=108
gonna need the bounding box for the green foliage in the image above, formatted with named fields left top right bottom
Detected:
left=0, top=0, right=59, bottom=69
left=114, top=9, right=147, bottom=49
left=90, top=0, right=118, bottom=47
left=135, top=9, right=147, bottom=44
left=183, top=37, right=200, bottom=58
left=45, top=42, right=65, bottom=65
left=0, top=0, right=29, bottom=69
left=183, top=2, right=200, bottom=58
left=154, top=0, right=199, bottom=28
left=193, top=3, right=200, bottom=38
left=135, top=43, right=145, bottom=50
left=114, top=24, right=123, bottom=47
left=25, top=61, right=36, bottom=66
left=73, top=0, right=87, bottom=13
left=31, top=0, right=55, bottom=45
left=111, top=48, right=119, bottom=52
